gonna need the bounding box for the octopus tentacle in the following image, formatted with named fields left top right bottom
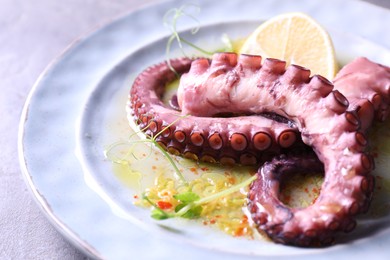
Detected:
left=129, top=52, right=390, bottom=247
left=129, top=57, right=307, bottom=166
left=177, top=52, right=390, bottom=246
left=333, top=57, right=390, bottom=127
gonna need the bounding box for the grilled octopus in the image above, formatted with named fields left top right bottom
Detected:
left=128, top=52, right=390, bottom=247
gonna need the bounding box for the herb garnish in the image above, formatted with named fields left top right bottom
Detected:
left=143, top=175, right=257, bottom=220
left=163, top=4, right=234, bottom=74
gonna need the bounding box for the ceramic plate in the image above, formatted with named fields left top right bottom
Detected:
left=19, top=0, right=390, bottom=259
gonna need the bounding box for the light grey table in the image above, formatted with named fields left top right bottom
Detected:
left=1, top=0, right=389, bottom=259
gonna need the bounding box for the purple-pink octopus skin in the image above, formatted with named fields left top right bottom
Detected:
left=129, top=58, right=308, bottom=167
left=177, top=52, right=390, bottom=246
left=129, top=52, right=390, bottom=247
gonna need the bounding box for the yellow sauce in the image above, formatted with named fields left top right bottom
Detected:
left=112, top=163, right=142, bottom=193
left=108, top=117, right=390, bottom=240
left=110, top=142, right=324, bottom=239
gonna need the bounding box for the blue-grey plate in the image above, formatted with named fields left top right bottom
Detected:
left=19, top=0, right=390, bottom=259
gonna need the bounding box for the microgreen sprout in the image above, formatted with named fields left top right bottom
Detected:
left=163, top=4, right=234, bottom=75
left=163, top=4, right=213, bottom=58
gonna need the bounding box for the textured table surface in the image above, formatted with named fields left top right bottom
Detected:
left=1, top=0, right=389, bottom=259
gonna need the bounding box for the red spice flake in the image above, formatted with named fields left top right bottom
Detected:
left=203, top=221, right=208, bottom=225
left=215, top=215, right=222, bottom=218
left=312, top=188, right=319, bottom=194
left=234, top=227, right=245, bottom=237
left=133, top=195, right=139, bottom=199
left=156, top=201, right=172, bottom=210
left=227, top=176, right=236, bottom=185
left=210, top=219, right=216, bottom=224
left=240, top=215, right=248, bottom=224
left=200, top=167, right=209, bottom=171
left=152, top=166, right=157, bottom=170
left=190, top=167, right=198, bottom=174
left=304, top=188, right=309, bottom=193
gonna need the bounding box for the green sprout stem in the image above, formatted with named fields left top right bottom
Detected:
left=195, top=174, right=257, bottom=205
left=150, top=114, right=190, bottom=184
left=153, top=141, right=187, bottom=184
left=178, top=174, right=257, bottom=215
left=105, top=115, right=190, bottom=185
left=142, top=193, right=173, bottom=219
left=180, top=37, right=214, bottom=55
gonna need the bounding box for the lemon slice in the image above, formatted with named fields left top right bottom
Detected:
left=239, top=12, right=338, bottom=79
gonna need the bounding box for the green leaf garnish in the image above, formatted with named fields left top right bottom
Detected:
left=151, top=209, right=173, bottom=220
left=175, top=203, right=202, bottom=219
left=173, top=191, right=202, bottom=219
left=142, top=193, right=174, bottom=220
left=173, top=191, right=200, bottom=203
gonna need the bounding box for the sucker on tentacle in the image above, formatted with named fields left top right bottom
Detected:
left=129, top=52, right=390, bottom=247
